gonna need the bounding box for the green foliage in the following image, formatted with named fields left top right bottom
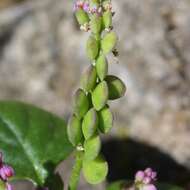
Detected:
left=0, top=101, right=73, bottom=188
left=82, top=155, right=108, bottom=184
left=67, top=114, right=83, bottom=146
left=92, top=81, right=109, bottom=111
left=105, top=75, right=126, bottom=100
left=73, top=89, right=89, bottom=119
left=0, top=181, right=6, bottom=190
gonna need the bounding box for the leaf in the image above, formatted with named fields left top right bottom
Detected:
left=106, top=181, right=127, bottom=190
left=82, top=155, right=108, bottom=184
left=73, top=89, right=89, bottom=119
left=67, top=114, right=83, bottom=146
left=0, top=181, right=6, bottom=190
left=80, top=65, right=97, bottom=92
left=0, top=101, right=73, bottom=189
left=84, top=135, right=101, bottom=161
left=92, top=81, right=109, bottom=111
left=96, top=54, right=108, bottom=81
left=105, top=75, right=126, bottom=100
left=101, top=32, right=118, bottom=54
left=98, top=105, right=113, bottom=133
left=86, top=35, right=99, bottom=60
left=75, top=9, right=89, bottom=25
left=82, top=108, right=98, bottom=140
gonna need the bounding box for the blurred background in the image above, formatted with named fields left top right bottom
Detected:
left=0, top=0, right=190, bottom=189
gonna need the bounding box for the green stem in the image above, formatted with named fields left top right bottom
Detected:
left=68, top=151, right=84, bottom=190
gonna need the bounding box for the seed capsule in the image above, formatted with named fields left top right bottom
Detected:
left=105, top=75, right=126, bottom=100
left=73, top=89, right=89, bottom=119
left=101, top=31, right=118, bottom=54
left=90, top=15, right=102, bottom=34
left=75, top=8, right=89, bottom=25
left=82, top=108, right=99, bottom=140
left=86, top=35, right=99, bottom=60
left=103, top=10, right=112, bottom=29
left=82, top=155, right=108, bottom=184
left=84, top=135, right=101, bottom=161
left=92, top=81, right=108, bottom=111
left=98, top=105, right=113, bottom=133
left=81, top=65, right=97, bottom=92
left=95, top=54, right=108, bottom=81
left=67, top=114, right=83, bottom=146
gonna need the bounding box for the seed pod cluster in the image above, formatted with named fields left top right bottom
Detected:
left=68, top=0, right=126, bottom=186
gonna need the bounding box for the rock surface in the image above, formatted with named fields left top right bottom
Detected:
left=0, top=0, right=190, bottom=189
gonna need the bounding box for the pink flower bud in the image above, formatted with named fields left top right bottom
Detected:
left=6, top=183, right=13, bottom=190
left=135, top=171, right=145, bottom=181
left=0, top=165, right=14, bottom=181
left=142, top=184, right=157, bottom=190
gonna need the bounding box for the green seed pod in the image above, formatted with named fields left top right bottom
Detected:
left=98, top=105, right=113, bottom=133
left=95, top=54, right=108, bottom=81
left=86, top=35, right=99, bottom=60
left=80, top=65, right=97, bottom=92
left=90, top=15, right=102, bottom=34
left=67, top=114, right=83, bottom=146
left=103, top=10, right=112, bottom=29
left=105, top=75, right=126, bottom=100
left=75, top=8, right=89, bottom=26
left=82, top=155, right=108, bottom=184
left=84, top=135, right=101, bottom=161
left=73, top=89, right=89, bottom=119
left=82, top=108, right=99, bottom=139
left=101, top=31, right=118, bottom=54
left=92, top=81, right=108, bottom=111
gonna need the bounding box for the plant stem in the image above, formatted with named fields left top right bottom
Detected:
left=68, top=151, right=84, bottom=190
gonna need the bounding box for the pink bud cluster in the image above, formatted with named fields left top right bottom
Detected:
left=73, top=0, right=112, bottom=14
left=135, top=168, right=157, bottom=190
left=0, top=153, right=14, bottom=190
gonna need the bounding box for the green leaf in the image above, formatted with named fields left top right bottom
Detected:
left=0, top=101, right=73, bottom=188
left=105, top=75, right=126, bottom=100
left=73, top=89, right=89, bottom=119
left=82, top=108, right=98, bottom=140
left=98, top=105, right=113, bottom=133
left=96, top=54, right=108, bottom=81
left=92, top=81, right=109, bottom=111
left=80, top=65, right=97, bottom=92
left=0, top=181, right=6, bottom=190
left=82, top=155, right=108, bottom=184
left=75, top=9, right=89, bottom=25
left=86, top=35, right=99, bottom=60
left=90, top=15, right=102, bottom=34
left=67, top=114, right=83, bottom=146
left=84, top=135, right=101, bottom=161
left=101, top=31, right=118, bottom=54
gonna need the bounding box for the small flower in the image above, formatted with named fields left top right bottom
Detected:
left=0, top=165, right=14, bottom=181
left=135, top=171, right=145, bottom=181
left=141, top=184, right=157, bottom=190
left=6, top=183, right=13, bottom=190
left=83, top=2, right=90, bottom=13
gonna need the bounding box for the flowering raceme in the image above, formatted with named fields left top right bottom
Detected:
left=135, top=168, right=157, bottom=190
left=0, top=153, right=14, bottom=190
